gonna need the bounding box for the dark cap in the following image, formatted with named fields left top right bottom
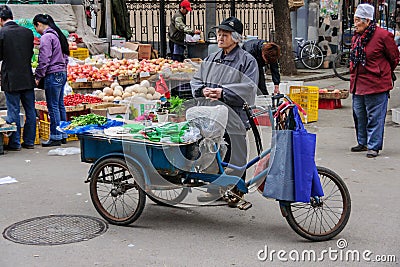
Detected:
left=213, top=17, right=243, bottom=35
left=180, top=0, right=192, bottom=12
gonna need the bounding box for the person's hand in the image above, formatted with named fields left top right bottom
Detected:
left=208, top=88, right=222, bottom=100
left=273, top=84, right=280, bottom=95
left=194, top=30, right=201, bottom=35
left=203, top=87, right=211, bottom=97
left=35, top=79, right=40, bottom=86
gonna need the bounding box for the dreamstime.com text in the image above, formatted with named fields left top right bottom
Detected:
left=257, top=239, right=397, bottom=263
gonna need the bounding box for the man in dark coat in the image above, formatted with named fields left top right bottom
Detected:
left=0, top=5, right=36, bottom=150
left=242, top=39, right=281, bottom=95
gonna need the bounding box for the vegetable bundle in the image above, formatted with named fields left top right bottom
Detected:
left=65, top=114, right=107, bottom=130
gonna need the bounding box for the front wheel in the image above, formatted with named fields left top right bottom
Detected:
left=89, top=158, right=146, bottom=225
left=281, top=166, right=351, bottom=241
left=300, top=43, right=324, bottom=69
left=147, top=187, right=189, bottom=206
left=333, top=51, right=351, bottom=81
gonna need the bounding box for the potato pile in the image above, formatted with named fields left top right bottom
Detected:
left=93, top=80, right=162, bottom=102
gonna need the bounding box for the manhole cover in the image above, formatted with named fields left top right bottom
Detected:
left=2, top=215, right=108, bottom=245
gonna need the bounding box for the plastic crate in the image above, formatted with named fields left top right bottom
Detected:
left=169, top=81, right=193, bottom=99
left=69, top=48, right=89, bottom=60
left=37, top=109, right=91, bottom=122
left=318, top=99, right=342, bottom=110
left=253, top=109, right=272, bottom=126
left=392, top=108, right=400, bottom=124
left=3, top=121, right=40, bottom=146
left=289, top=85, right=319, bottom=123
left=39, top=120, right=78, bottom=142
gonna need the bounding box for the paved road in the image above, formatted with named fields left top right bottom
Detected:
left=0, top=76, right=399, bottom=266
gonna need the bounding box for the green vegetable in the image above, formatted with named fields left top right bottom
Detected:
left=67, top=114, right=107, bottom=129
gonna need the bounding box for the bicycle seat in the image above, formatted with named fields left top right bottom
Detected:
left=295, top=37, right=304, bottom=42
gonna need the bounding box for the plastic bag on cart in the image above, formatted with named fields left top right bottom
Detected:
left=58, top=119, right=123, bottom=134
left=185, top=105, right=228, bottom=171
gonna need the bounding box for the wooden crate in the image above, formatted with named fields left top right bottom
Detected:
left=92, top=80, right=113, bottom=89
left=69, top=81, right=93, bottom=89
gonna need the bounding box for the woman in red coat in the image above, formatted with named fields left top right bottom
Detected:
left=349, top=4, right=399, bottom=158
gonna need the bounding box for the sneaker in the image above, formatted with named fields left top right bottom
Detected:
left=41, top=139, right=62, bottom=147
left=3, top=145, right=21, bottom=151
left=21, top=143, right=35, bottom=149
left=351, top=144, right=367, bottom=152
left=366, top=150, right=379, bottom=158
left=61, top=138, right=67, bottom=144
left=197, top=192, right=223, bottom=202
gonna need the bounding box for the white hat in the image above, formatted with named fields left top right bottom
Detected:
left=355, top=4, right=374, bottom=20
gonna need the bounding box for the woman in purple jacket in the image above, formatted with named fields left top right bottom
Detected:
left=33, top=14, right=69, bottom=147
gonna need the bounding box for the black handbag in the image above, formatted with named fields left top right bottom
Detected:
left=392, top=72, right=397, bottom=81
left=37, top=78, right=45, bottom=89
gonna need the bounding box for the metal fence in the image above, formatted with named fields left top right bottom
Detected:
left=125, top=0, right=274, bottom=57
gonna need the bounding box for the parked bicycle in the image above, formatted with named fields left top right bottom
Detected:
left=333, top=50, right=351, bottom=81
left=333, top=29, right=353, bottom=81
left=293, top=37, right=324, bottom=70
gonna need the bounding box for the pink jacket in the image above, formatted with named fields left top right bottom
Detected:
left=350, top=27, right=399, bottom=95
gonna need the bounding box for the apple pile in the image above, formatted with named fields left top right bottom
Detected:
left=93, top=80, right=162, bottom=102
left=67, top=58, right=199, bottom=83
left=67, top=64, right=113, bottom=82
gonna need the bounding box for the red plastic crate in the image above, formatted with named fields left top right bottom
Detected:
left=318, top=99, right=342, bottom=110
left=253, top=109, right=272, bottom=126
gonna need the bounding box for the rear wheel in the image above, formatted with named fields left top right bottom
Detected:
left=300, top=43, right=324, bottom=69
left=282, top=166, right=351, bottom=241
left=89, top=158, right=146, bottom=225
left=333, top=51, right=351, bottom=81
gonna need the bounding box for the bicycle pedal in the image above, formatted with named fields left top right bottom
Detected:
left=238, top=202, right=252, bottom=210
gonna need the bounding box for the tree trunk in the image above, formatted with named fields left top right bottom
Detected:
left=272, top=0, right=297, bottom=75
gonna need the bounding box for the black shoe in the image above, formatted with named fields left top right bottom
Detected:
left=197, top=193, right=223, bottom=202
left=366, top=150, right=379, bottom=158
left=351, top=144, right=367, bottom=152
left=41, top=139, right=62, bottom=147
left=61, top=138, right=67, bottom=144
left=3, top=145, right=21, bottom=151
left=21, top=143, right=35, bottom=149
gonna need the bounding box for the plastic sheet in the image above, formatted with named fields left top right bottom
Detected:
left=48, top=147, right=81, bottom=156
left=59, top=119, right=123, bottom=134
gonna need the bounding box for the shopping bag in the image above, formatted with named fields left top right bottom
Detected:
left=292, top=106, right=324, bottom=202
left=263, top=130, right=295, bottom=201
left=156, top=74, right=170, bottom=98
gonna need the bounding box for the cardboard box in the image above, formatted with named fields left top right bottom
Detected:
left=110, top=46, right=138, bottom=60
left=138, top=44, right=152, bottom=59
left=91, top=103, right=131, bottom=120
left=124, top=42, right=140, bottom=51
left=100, top=37, right=126, bottom=47
left=129, top=98, right=160, bottom=119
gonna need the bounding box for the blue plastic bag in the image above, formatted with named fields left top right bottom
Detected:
left=263, top=130, right=295, bottom=201
left=292, top=106, right=324, bottom=202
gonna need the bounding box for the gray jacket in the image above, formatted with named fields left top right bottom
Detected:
left=190, top=45, right=259, bottom=131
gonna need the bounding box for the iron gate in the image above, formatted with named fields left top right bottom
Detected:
left=125, top=0, right=274, bottom=57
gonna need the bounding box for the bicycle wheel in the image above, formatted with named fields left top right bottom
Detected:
left=282, top=166, right=351, bottom=241
left=333, top=51, right=351, bottom=81
left=300, top=43, right=324, bottom=69
left=147, top=187, right=189, bottom=206
left=89, top=158, right=146, bottom=225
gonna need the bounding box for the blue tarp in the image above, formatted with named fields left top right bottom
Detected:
left=59, top=119, right=123, bottom=134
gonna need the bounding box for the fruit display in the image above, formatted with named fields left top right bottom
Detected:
left=318, top=89, right=349, bottom=99
left=36, top=94, right=102, bottom=107
left=92, top=80, right=162, bottom=102
left=67, top=58, right=198, bottom=83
